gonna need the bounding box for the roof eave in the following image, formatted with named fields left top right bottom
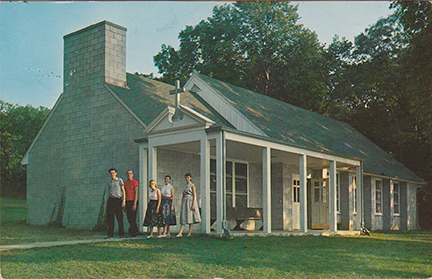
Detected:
left=205, top=125, right=365, bottom=162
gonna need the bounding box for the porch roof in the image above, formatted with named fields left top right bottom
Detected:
left=194, top=73, right=424, bottom=183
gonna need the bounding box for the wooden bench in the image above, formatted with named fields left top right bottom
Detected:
left=227, top=207, right=263, bottom=230
left=208, top=207, right=264, bottom=230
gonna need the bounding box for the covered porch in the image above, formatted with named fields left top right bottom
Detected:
left=136, top=123, right=364, bottom=234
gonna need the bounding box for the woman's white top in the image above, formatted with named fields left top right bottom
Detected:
left=182, top=182, right=194, bottom=196
left=149, top=189, right=158, bottom=200
left=160, top=184, right=173, bottom=198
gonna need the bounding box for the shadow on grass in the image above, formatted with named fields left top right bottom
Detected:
left=1, top=201, right=105, bottom=245
left=2, top=233, right=432, bottom=278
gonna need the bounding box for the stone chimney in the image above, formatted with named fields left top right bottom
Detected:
left=63, top=21, right=127, bottom=93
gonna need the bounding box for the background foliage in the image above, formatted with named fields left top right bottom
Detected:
left=154, top=1, right=431, bottom=229
left=0, top=100, right=50, bottom=197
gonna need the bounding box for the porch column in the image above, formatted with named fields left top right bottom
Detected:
left=262, top=146, right=271, bottom=233
left=138, top=144, right=148, bottom=232
left=148, top=145, right=157, bottom=181
left=329, top=160, right=337, bottom=232
left=299, top=154, right=308, bottom=233
left=147, top=144, right=157, bottom=234
left=215, top=132, right=224, bottom=234
left=348, top=173, right=354, bottom=231
left=356, top=162, right=364, bottom=228
left=200, top=136, right=211, bottom=233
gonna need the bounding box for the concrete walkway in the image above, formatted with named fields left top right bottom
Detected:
left=0, top=236, right=143, bottom=252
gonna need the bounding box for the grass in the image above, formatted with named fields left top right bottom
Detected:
left=1, top=198, right=432, bottom=279
left=1, top=198, right=104, bottom=245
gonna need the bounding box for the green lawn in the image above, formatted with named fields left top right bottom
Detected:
left=1, top=198, right=104, bottom=245
left=1, top=198, right=432, bottom=279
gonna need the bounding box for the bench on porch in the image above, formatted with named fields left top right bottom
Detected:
left=227, top=207, right=263, bottom=230
left=208, top=207, right=263, bottom=231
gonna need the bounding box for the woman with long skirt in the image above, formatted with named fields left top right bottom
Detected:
left=177, top=173, right=201, bottom=237
left=143, top=179, right=164, bottom=238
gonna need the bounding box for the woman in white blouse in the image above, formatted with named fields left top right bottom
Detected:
left=143, top=179, right=164, bottom=238
left=160, top=175, right=176, bottom=237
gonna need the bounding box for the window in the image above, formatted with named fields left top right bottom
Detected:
left=293, top=179, right=300, bottom=203
left=353, top=176, right=357, bottom=214
left=210, top=159, right=248, bottom=208
left=393, top=182, right=400, bottom=215
left=375, top=180, right=382, bottom=214
left=336, top=173, right=340, bottom=213
left=233, top=162, right=248, bottom=208
left=210, top=159, right=217, bottom=210
left=314, top=180, right=327, bottom=203
left=322, top=181, right=327, bottom=203
left=226, top=161, right=233, bottom=207
left=314, top=181, right=320, bottom=203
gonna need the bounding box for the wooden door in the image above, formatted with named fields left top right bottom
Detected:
left=311, top=179, right=329, bottom=229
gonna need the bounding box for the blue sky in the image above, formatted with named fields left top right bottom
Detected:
left=0, top=1, right=392, bottom=108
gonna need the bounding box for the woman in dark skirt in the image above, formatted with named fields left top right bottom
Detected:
left=143, top=179, right=165, bottom=238
left=161, top=175, right=176, bottom=237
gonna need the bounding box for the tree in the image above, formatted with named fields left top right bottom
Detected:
left=391, top=0, right=432, bottom=230
left=351, top=16, right=409, bottom=152
left=322, top=35, right=356, bottom=121
left=0, top=100, right=50, bottom=197
left=154, top=1, right=328, bottom=111
left=325, top=1, right=431, bottom=229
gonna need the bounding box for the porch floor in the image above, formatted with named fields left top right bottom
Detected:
left=209, top=230, right=360, bottom=237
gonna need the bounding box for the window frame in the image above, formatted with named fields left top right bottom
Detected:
left=210, top=158, right=249, bottom=208
left=374, top=179, right=383, bottom=215
left=336, top=172, right=340, bottom=214
left=393, top=181, right=400, bottom=216
left=293, top=176, right=300, bottom=203
left=352, top=175, right=357, bottom=215
left=313, top=179, right=327, bottom=204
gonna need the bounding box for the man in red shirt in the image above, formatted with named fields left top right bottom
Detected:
left=124, top=169, right=139, bottom=236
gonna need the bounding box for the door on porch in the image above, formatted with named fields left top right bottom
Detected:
left=292, top=174, right=301, bottom=230
left=311, top=178, right=329, bottom=229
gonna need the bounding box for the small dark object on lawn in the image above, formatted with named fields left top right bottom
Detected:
left=361, top=222, right=371, bottom=236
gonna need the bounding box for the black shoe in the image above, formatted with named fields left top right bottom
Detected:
left=105, top=236, right=113, bottom=239
left=119, top=235, right=125, bottom=239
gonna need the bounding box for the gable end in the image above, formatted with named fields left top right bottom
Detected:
left=21, top=93, right=64, bottom=166
left=145, top=105, right=215, bottom=135
left=185, top=73, right=267, bottom=137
